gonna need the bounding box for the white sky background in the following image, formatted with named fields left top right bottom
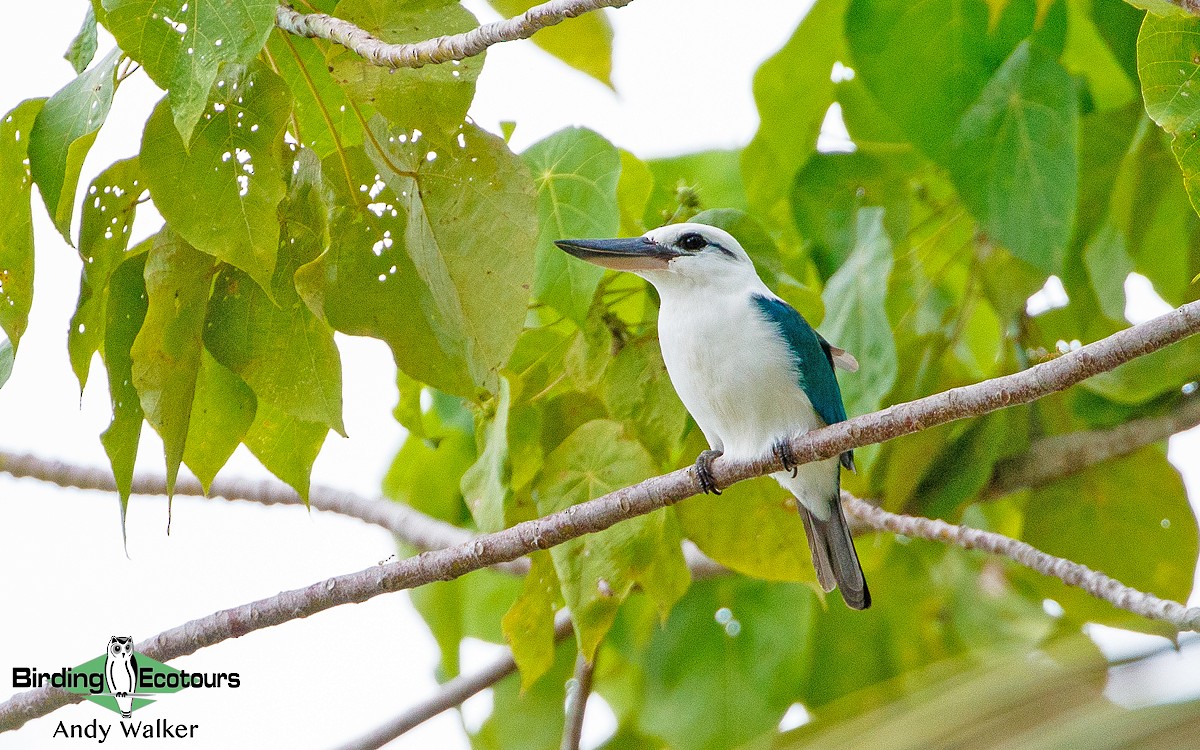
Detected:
left=0, top=1, right=1198, bottom=748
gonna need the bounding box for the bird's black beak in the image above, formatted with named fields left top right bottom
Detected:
left=553, top=237, right=681, bottom=271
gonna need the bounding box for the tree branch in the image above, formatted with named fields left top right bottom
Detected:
left=561, top=650, right=595, bottom=750
left=2, top=301, right=1198, bottom=732
left=984, top=395, right=1200, bottom=498
left=335, top=612, right=575, bottom=750
left=844, top=495, right=1200, bottom=631
left=275, top=0, right=635, bottom=70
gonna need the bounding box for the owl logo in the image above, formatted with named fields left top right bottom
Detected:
left=105, top=636, right=138, bottom=718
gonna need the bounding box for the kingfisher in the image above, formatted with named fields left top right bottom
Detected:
left=555, top=223, right=869, bottom=609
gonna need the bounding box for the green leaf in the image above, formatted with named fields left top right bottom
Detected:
left=326, top=0, right=481, bottom=134
left=948, top=41, right=1078, bottom=273
left=130, top=230, right=217, bottom=495
left=100, top=0, right=278, bottom=141
left=1125, top=0, right=1193, bottom=17
left=142, top=62, right=291, bottom=293
left=743, top=0, right=849, bottom=214
left=601, top=338, right=689, bottom=462
left=362, top=118, right=538, bottom=397
left=1022, top=448, right=1198, bottom=629
left=242, top=400, right=328, bottom=502
left=64, top=4, right=99, bottom=74
left=535, top=420, right=690, bottom=659
left=0, top=99, right=44, bottom=352
left=182, top=350, right=257, bottom=491
left=846, top=0, right=994, bottom=158
left=1062, top=0, right=1137, bottom=111
left=1138, top=12, right=1200, bottom=219
left=616, top=149, right=654, bottom=237
left=263, top=30, right=363, bottom=159
left=524, top=127, right=621, bottom=326
left=501, top=550, right=562, bottom=689
left=100, top=252, right=150, bottom=511
left=489, top=0, right=614, bottom=86
left=676, top=477, right=815, bottom=582
left=637, top=578, right=816, bottom=750
left=204, top=264, right=344, bottom=433
left=29, top=47, right=120, bottom=242
left=820, top=207, right=897, bottom=419
left=69, top=157, right=145, bottom=391
left=0, top=338, right=12, bottom=390
left=461, top=377, right=512, bottom=532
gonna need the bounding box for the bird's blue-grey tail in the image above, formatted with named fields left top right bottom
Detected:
left=798, top=493, right=871, bottom=610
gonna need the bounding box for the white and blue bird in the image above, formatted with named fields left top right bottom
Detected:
left=556, top=223, right=870, bottom=609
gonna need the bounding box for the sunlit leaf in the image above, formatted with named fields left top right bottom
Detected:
left=502, top=550, right=562, bottom=689
left=100, top=0, right=277, bottom=141
left=524, top=127, right=621, bottom=326
left=182, top=350, right=256, bottom=491
left=326, top=0, right=480, bottom=134
left=142, top=62, right=291, bottom=292
left=0, top=99, right=44, bottom=352
left=743, top=0, right=849, bottom=214
left=69, top=157, right=145, bottom=391
left=29, top=47, right=120, bottom=242
left=263, top=30, right=364, bottom=159
left=242, top=400, right=328, bottom=502
left=490, top=0, right=614, bottom=86
left=535, top=420, right=690, bottom=659
left=64, top=4, right=99, bottom=74
left=130, top=230, right=217, bottom=495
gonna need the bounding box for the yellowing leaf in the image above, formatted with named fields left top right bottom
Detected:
left=489, top=0, right=614, bottom=86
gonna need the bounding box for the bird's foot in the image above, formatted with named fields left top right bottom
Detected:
left=773, top=438, right=798, bottom=478
left=694, top=450, right=723, bottom=495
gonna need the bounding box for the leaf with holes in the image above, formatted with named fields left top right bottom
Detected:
left=1139, top=12, right=1200, bottom=218
left=326, top=0, right=481, bottom=134
left=0, top=99, right=44, bottom=352
left=29, top=47, right=120, bottom=242
left=142, top=62, right=290, bottom=292
left=100, top=0, right=277, bottom=141
left=69, top=157, right=145, bottom=391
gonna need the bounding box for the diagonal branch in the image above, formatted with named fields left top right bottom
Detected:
left=275, top=0, right=635, bottom=70
left=2, top=301, right=1198, bottom=732
left=984, top=395, right=1200, bottom=497
left=844, top=495, right=1200, bottom=631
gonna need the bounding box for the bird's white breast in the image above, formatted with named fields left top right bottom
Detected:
left=656, top=286, right=825, bottom=461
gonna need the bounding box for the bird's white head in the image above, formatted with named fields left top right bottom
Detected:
left=555, top=223, right=762, bottom=295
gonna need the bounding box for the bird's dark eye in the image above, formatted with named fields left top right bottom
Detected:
left=677, top=233, right=706, bottom=252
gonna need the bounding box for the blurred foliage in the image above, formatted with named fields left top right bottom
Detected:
left=3, top=0, right=1200, bottom=745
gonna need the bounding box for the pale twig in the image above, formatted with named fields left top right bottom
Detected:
left=561, top=651, right=595, bottom=750
left=274, top=0, right=635, bottom=69
left=1, top=301, right=1198, bottom=732
left=335, top=612, right=574, bottom=750
left=985, top=396, right=1200, bottom=497
left=844, top=495, right=1200, bottom=632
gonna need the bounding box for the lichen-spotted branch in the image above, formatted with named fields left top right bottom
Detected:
left=275, top=0, right=635, bottom=69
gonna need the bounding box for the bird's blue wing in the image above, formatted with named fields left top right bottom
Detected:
left=751, top=295, right=849, bottom=428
